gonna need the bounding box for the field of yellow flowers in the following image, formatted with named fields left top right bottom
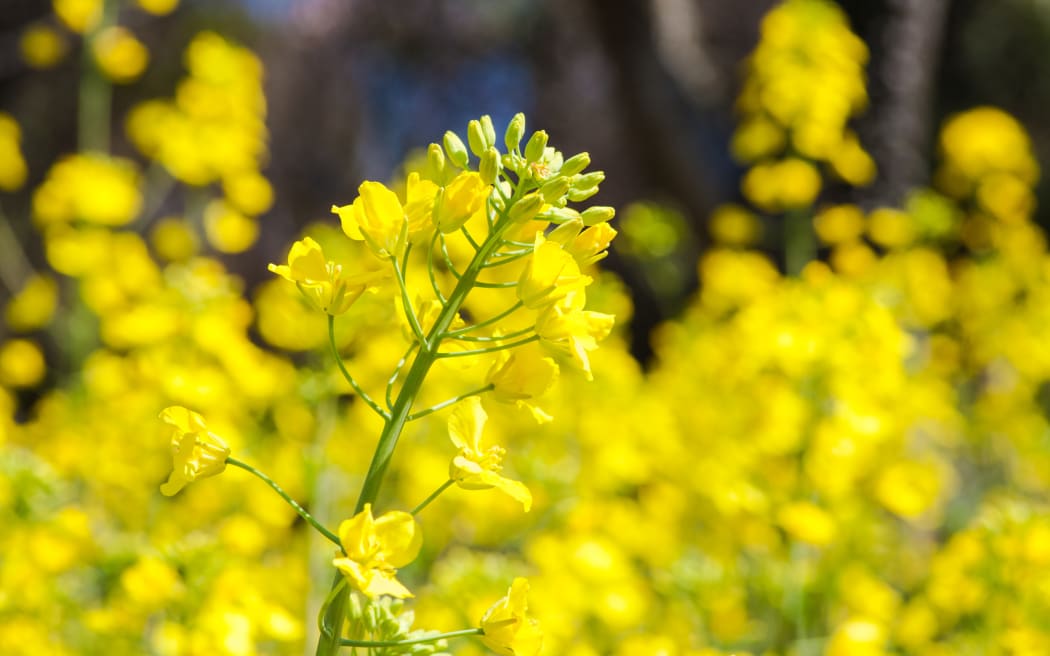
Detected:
left=2, top=0, right=1050, bottom=655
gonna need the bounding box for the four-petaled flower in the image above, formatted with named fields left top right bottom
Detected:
left=535, top=291, right=615, bottom=381
left=333, top=503, right=422, bottom=599
left=268, top=236, right=383, bottom=315
left=448, top=397, right=532, bottom=511
left=159, top=406, right=230, bottom=496
left=331, top=181, right=408, bottom=258
left=479, top=578, right=543, bottom=656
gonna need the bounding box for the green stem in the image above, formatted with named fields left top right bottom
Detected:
left=405, top=385, right=494, bottom=421
left=316, top=201, right=520, bottom=656
left=77, top=0, right=117, bottom=152
left=784, top=209, right=815, bottom=277
left=328, top=315, right=390, bottom=420
left=385, top=343, right=418, bottom=410
left=436, top=334, right=539, bottom=358
left=392, top=253, right=427, bottom=347
left=448, top=325, right=534, bottom=343
left=340, top=627, right=482, bottom=648
left=411, top=479, right=455, bottom=515
left=227, top=458, right=341, bottom=546
left=427, top=231, right=449, bottom=304
left=445, top=301, right=524, bottom=336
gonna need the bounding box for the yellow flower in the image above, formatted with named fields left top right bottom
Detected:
left=268, top=237, right=382, bottom=315
left=332, top=503, right=422, bottom=599
left=332, top=181, right=407, bottom=258
left=158, top=406, right=230, bottom=496
left=448, top=398, right=532, bottom=511
left=535, top=291, right=614, bottom=381
left=486, top=346, right=559, bottom=423
left=53, top=0, right=103, bottom=33
left=0, top=113, right=28, bottom=192
left=92, top=26, right=149, bottom=84
left=517, top=234, right=592, bottom=309
left=19, top=24, right=68, bottom=69
left=480, top=578, right=543, bottom=656
left=403, top=171, right=440, bottom=235
left=434, top=171, right=490, bottom=233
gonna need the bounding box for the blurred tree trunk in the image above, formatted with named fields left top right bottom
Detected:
left=863, top=0, right=951, bottom=206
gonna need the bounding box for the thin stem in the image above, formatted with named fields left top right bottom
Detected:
left=439, top=235, right=464, bottom=279
left=77, top=1, right=116, bottom=153
left=445, top=301, right=524, bottom=336
left=785, top=209, right=816, bottom=277
left=406, top=385, right=494, bottom=421
left=436, top=335, right=539, bottom=358
left=471, top=279, right=519, bottom=289
left=411, top=479, right=455, bottom=515
left=340, top=628, right=483, bottom=648
left=328, top=315, right=390, bottom=420
left=427, top=231, right=448, bottom=304
left=447, top=325, right=534, bottom=343
left=392, top=254, right=427, bottom=348
left=385, top=343, right=418, bottom=410
left=502, top=238, right=533, bottom=248
left=0, top=203, right=33, bottom=293
left=483, top=249, right=531, bottom=267
left=460, top=225, right=481, bottom=251
left=227, top=457, right=341, bottom=546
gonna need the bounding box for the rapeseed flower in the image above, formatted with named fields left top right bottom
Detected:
left=434, top=171, right=490, bottom=233
left=332, top=503, right=422, bottom=599
left=158, top=406, right=230, bottom=496
left=268, top=237, right=382, bottom=316
left=480, top=578, right=542, bottom=656
left=332, top=181, right=407, bottom=258
left=517, top=234, right=591, bottom=309
left=448, top=398, right=532, bottom=511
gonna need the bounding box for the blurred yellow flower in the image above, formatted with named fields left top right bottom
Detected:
left=92, top=26, right=149, bottom=84
left=150, top=216, right=199, bottom=262
left=448, top=397, right=532, bottom=511
left=0, top=113, right=28, bottom=192
left=19, top=24, right=68, bottom=69
left=268, top=237, right=382, bottom=316
left=33, top=153, right=141, bottom=226
left=332, top=503, right=422, bottom=599
left=777, top=500, right=837, bottom=546
left=480, top=578, right=543, bottom=656
left=223, top=170, right=274, bottom=216
left=709, top=204, right=761, bottom=247
left=158, top=406, right=231, bottom=496
left=53, top=0, right=103, bottom=33
left=813, top=204, right=864, bottom=245
left=203, top=199, right=258, bottom=253
left=137, top=0, right=179, bottom=15
left=4, top=274, right=58, bottom=332
left=0, top=338, right=46, bottom=388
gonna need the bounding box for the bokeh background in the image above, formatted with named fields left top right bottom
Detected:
left=4, top=1, right=1050, bottom=655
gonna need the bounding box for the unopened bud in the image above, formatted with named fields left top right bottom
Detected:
left=540, top=206, right=582, bottom=224
left=560, top=152, right=590, bottom=177
left=467, top=119, right=487, bottom=157
left=508, top=192, right=544, bottom=224
left=504, top=113, right=525, bottom=152
left=443, top=131, right=469, bottom=169
left=524, top=130, right=548, bottom=163
left=581, top=206, right=616, bottom=225
left=426, top=143, right=445, bottom=178
left=480, top=147, right=501, bottom=185
left=539, top=176, right=571, bottom=203
left=480, top=115, right=496, bottom=150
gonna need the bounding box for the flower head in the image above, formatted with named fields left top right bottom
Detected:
left=480, top=578, right=543, bottom=656
left=333, top=503, right=422, bottom=599
left=159, top=406, right=230, bottom=496
left=268, top=237, right=383, bottom=315
left=434, top=171, right=490, bottom=233
left=535, top=291, right=614, bottom=381
left=517, top=233, right=591, bottom=309
left=332, top=181, right=407, bottom=258
left=448, top=398, right=532, bottom=511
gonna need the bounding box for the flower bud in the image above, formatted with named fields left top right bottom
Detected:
left=480, top=115, right=497, bottom=150
left=539, top=176, right=571, bottom=203
left=568, top=171, right=605, bottom=202
left=467, top=119, right=488, bottom=157
left=560, top=152, right=590, bottom=177
left=443, top=130, right=469, bottom=169
left=426, top=143, right=445, bottom=179
left=508, top=192, right=544, bottom=224
left=524, top=130, right=548, bottom=163
left=539, top=206, right=582, bottom=224
left=480, top=147, right=502, bottom=185
left=505, top=112, right=525, bottom=152
left=581, top=206, right=615, bottom=226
